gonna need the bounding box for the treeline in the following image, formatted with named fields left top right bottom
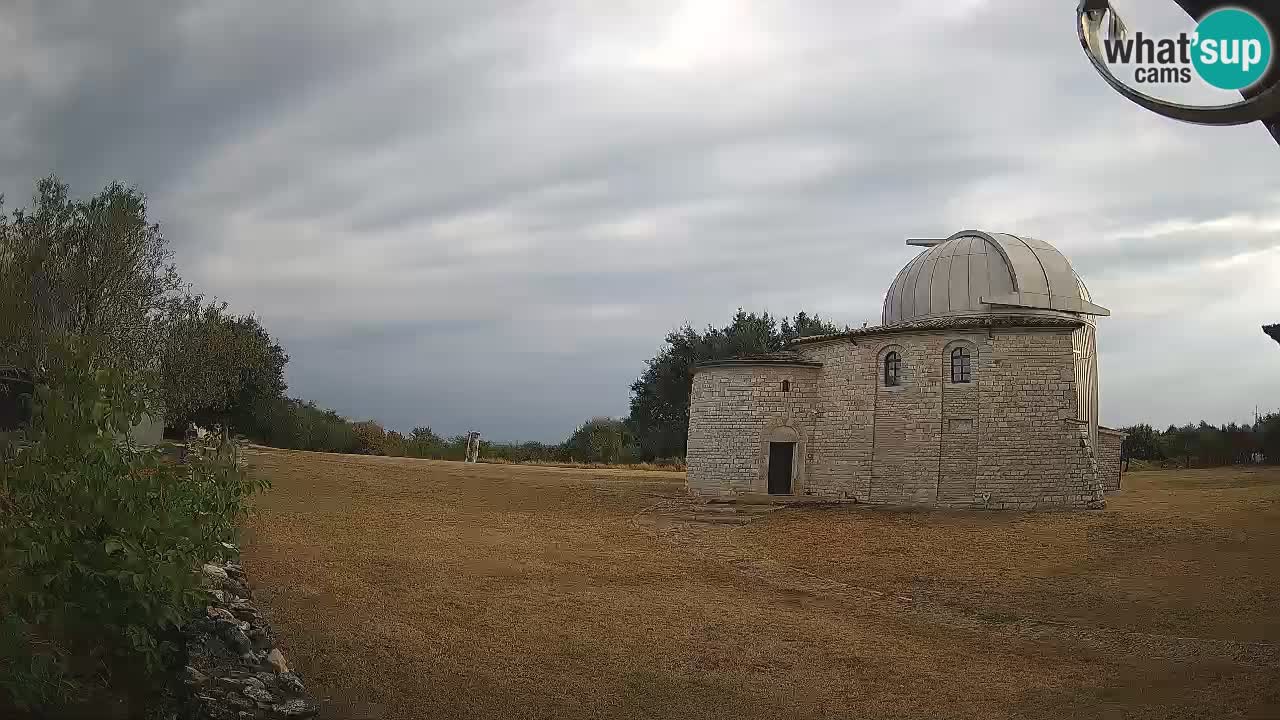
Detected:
left=247, top=402, right=679, bottom=467
left=1120, top=417, right=1280, bottom=468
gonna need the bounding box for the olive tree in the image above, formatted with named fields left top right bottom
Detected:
left=0, top=177, right=181, bottom=396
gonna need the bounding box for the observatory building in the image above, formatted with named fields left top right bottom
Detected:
left=686, top=230, right=1125, bottom=509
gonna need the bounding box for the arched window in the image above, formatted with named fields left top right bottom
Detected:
left=951, top=347, right=972, bottom=383
left=781, top=380, right=790, bottom=392
left=883, top=351, right=901, bottom=387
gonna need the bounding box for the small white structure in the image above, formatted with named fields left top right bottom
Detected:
left=126, top=412, right=166, bottom=446
left=464, top=431, right=482, bottom=463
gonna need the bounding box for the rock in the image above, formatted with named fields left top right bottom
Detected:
left=204, top=702, right=241, bottom=720
left=271, top=698, right=319, bottom=718
left=219, top=626, right=252, bottom=655
left=216, top=675, right=265, bottom=692
left=222, top=577, right=251, bottom=599
left=208, top=606, right=237, bottom=622
left=244, top=685, right=277, bottom=704
left=231, top=606, right=259, bottom=622
left=266, top=648, right=289, bottom=674
left=184, top=666, right=208, bottom=688
left=184, top=557, right=318, bottom=720
left=277, top=672, right=305, bottom=695
left=201, top=633, right=231, bottom=658
left=249, top=628, right=273, bottom=651
left=225, top=692, right=256, bottom=710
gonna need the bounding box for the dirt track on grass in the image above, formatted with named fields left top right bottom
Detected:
left=241, top=449, right=1280, bottom=720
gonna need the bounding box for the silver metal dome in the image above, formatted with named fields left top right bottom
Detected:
left=882, top=230, right=1109, bottom=325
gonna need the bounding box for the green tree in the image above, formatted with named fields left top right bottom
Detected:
left=0, top=177, right=181, bottom=391
left=567, top=417, right=631, bottom=463
left=1120, top=423, right=1161, bottom=461
left=1161, top=424, right=1196, bottom=469
left=627, top=309, right=843, bottom=460
left=1260, top=413, right=1280, bottom=464
left=351, top=420, right=388, bottom=455
left=159, top=295, right=288, bottom=436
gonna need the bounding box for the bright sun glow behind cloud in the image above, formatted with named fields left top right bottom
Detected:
left=564, top=0, right=777, bottom=74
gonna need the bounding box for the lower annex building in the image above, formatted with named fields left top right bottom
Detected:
left=685, top=230, right=1125, bottom=510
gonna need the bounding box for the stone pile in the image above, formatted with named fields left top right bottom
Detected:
left=183, top=559, right=319, bottom=719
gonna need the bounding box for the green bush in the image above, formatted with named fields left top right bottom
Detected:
left=567, top=417, right=631, bottom=464
left=0, top=348, right=267, bottom=712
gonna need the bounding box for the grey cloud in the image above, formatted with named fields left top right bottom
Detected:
left=2, top=0, right=1278, bottom=441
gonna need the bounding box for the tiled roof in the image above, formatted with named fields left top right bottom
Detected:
left=696, top=350, right=823, bottom=369
left=787, top=313, right=1084, bottom=346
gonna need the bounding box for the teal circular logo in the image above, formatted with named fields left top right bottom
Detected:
left=1192, top=8, right=1273, bottom=90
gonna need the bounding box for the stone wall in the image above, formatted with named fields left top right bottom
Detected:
left=869, top=338, right=945, bottom=505
left=939, top=340, right=980, bottom=505
left=686, top=365, right=819, bottom=496
left=186, top=558, right=320, bottom=719
left=686, top=325, right=1105, bottom=509
left=970, top=330, right=1103, bottom=509
left=1097, top=427, right=1126, bottom=492
left=802, top=341, right=874, bottom=499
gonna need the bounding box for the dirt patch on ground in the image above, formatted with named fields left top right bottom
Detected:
left=241, top=450, right=1280, bottom=719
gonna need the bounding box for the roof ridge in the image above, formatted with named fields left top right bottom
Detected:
left=788, top=313, right=1084, bottom=347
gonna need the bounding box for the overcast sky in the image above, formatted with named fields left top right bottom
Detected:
left=1, top=0, right=1277, bottom=441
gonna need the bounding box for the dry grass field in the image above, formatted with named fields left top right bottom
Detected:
left=240, top=449, right=1280, bottom=720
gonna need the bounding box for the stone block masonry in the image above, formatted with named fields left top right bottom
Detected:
left=1098, top=427, right=1126, bottom=492
left=687, top=326, right=1106, bottom=510
left=687, top=364, right=820, bottom=497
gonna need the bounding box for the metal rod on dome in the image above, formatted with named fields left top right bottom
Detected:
left=906, top=238, right=946, bottom=247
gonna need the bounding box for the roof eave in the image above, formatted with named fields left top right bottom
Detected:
left=695, top=359, right=823, bottom=371
left=787, top=314, right=1086, bottom=347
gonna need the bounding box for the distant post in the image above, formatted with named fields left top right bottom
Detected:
left=465, top=431, right=481, bottom=463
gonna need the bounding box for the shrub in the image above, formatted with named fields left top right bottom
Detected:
left=351, top=420, right=388, bottom=455
left=567, top=417, right=631, bottom=464
left=0, top=347, right=267, bottom=712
